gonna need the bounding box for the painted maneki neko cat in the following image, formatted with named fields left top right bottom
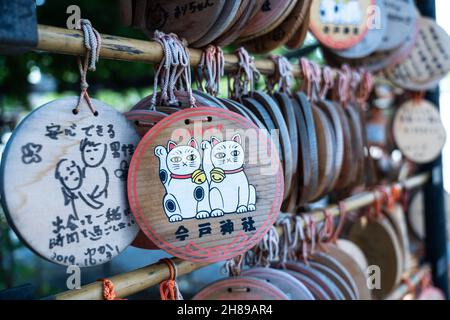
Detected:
left=154, top=134, right=256, bottom=223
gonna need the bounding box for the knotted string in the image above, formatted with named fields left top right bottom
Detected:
left=73, top=19, right=101, bottom=115
left=319, top=66, right=334, bottom=99
left=266, top=55, right=294, bottom=94
left=159, top=258, right=183, bottom=300
left=151, top=31, right=196, bottom=109
left=197, top=45, right=224, bottom=96
left=331, top=202, right=347, bottom=244
left=356, top=69, right=374, bottom=107
left=300, top=58, right=313, bottom=100
left=229, top=47, right=260, bottom=101
left=98, top=278, right=126, bottom=300
left=317, top=209, right=334, bottom=251
left=223, top=254, right=244, bottom=277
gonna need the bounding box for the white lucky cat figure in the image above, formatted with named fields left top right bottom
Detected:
left=201, top=134, right=256, bottom=217
left=154, top=138, right=210, bottom=222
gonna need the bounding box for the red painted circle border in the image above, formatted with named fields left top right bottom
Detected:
left=127, top=107, right=284, bottom=262
left=309, top=0, right=376, bottom=50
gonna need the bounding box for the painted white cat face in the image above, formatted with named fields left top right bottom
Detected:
left=166, top=139, right=201, bottom=175
left=211, top=134, right=245, bottom=171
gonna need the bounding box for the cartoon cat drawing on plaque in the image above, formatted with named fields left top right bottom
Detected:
left=202, top=134, right=256, bottom=217
left=155, top=138, right=210, bottom=222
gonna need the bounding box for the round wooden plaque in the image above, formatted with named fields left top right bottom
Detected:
left=243, top=0, right=312, bottom=53
left=142, top=0, right=226, bottom=44
left=384, top=204, right=411, bottom=273
left=0, top=97, right=140, bottom=267
left=377, top=0, right=417, bottom=51
left=407, top=190, right=425, bottom=241
left=332, top=0, right=387, bottom=59
left=192, top=0, right=242, bottom=47
left=128, top=107, right=283, bottom=262
left=393, top=99, right=446, bottom=164
left=348, top=216, right=403, bottom=299
left=238, top=0, right=297, bottom=42
left=193, top=277, right=289, bottom=300
left=325, top=242, right=372, bottom=300
left=309, top=0, right=376, bottom=50
left=386, top=17, right=450, bottom=90
left=242, top=267, right=315, bottom=300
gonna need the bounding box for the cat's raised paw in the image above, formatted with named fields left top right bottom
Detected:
left=169, top=214, right=183, bottom=222
left=154, top=145, right=167, bottom=157
left=196, top=211, right=210, bottom=219
left=248, top=204, right=256, bottom=212
left=211, top=209, right=225, bottom=217
left=237, top=205, right=248, bottom=213
left=201, top=140, right=211, bottom=150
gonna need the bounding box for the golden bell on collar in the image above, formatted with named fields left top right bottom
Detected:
left=192, top=169, right=207, bottom=185
left=210, top=168, right=225, bottom=183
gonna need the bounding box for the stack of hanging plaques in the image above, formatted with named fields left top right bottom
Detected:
left=320, top=0, right=419, bottom=73
left=120, top=0, right=313, bottom=50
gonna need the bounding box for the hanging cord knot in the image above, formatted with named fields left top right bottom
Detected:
left=223, top=254, right=244, bottom=277
left=151, top=31, right=196, bottom=109
left=317, top=209, right=335, bottom=251
left=266, top=55, right=294, bottom=94
left=246, top=225, right=279, bottom=267
left=197, top=45, right=224, bottom=96
left=98, top=278, right=126, bottom=300
left=73, top=19, right=101, bottom=116
left=356, top=69, right=374, bottom=107
left=159, top=258, right=183, bottom=300
left=336, top=202, right=348, bottom=241
left=229, top=47, right=260, bottom=101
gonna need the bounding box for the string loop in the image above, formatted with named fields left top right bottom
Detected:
left=159, top=258, right=183, bottom=300
left=73, top=19, right=101, bottom=115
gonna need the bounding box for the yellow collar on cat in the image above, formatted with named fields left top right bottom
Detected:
left=171, top=170, right=207, bottom=185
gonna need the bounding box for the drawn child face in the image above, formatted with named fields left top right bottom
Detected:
left=80, top=139, right=107, bottom=168
left=211, top=134, right=245, bottom=171
left=166, top=139, right=201, bottom=175
left=55, top=159, right=83, bottom=190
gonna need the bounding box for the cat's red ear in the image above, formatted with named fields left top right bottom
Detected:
left=167, top=141, right=177, bottom=151
left=232, top=133, right=241, bottom=144
left=211, top=136, right=221, bottom=146
left=188, top=138, right=198, bottom=149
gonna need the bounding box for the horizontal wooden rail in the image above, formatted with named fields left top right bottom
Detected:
left=385, top=265, right=431, bottom=300
left=36, top=24, right=389, bottom=84
left=36, top=25, right=280, bottom=75
left=50, top=173, right=429, bottom=300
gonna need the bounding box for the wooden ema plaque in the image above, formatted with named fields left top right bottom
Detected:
left=142, top=0, right=226, bottom=44
left=193, top=277, right=289, bottom=300
left=378, top=0, right=417, bottom=51
left=331, top=0, right=387, bottom=59
left=386, top=17, right=450, bottom=90
left=393, top=99, right=446, bottom=164
left=0, top=97, right=139, bottom=267
left=128, top=107, right=283, bottom=262
left=309, top=0, right=375, bottom=50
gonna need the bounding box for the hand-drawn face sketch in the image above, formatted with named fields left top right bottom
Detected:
left=80, top=139, right=107, bottom=168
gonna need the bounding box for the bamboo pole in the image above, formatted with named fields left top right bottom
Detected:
left=51, top=173, right=429, bottom=300
left=385, top=265, right=431, bottom=300
left=282, top=173, right=430, bottom=228
left=52, top=258, right=210, bottom=300
left=36, top=25, right=276, bottom=74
